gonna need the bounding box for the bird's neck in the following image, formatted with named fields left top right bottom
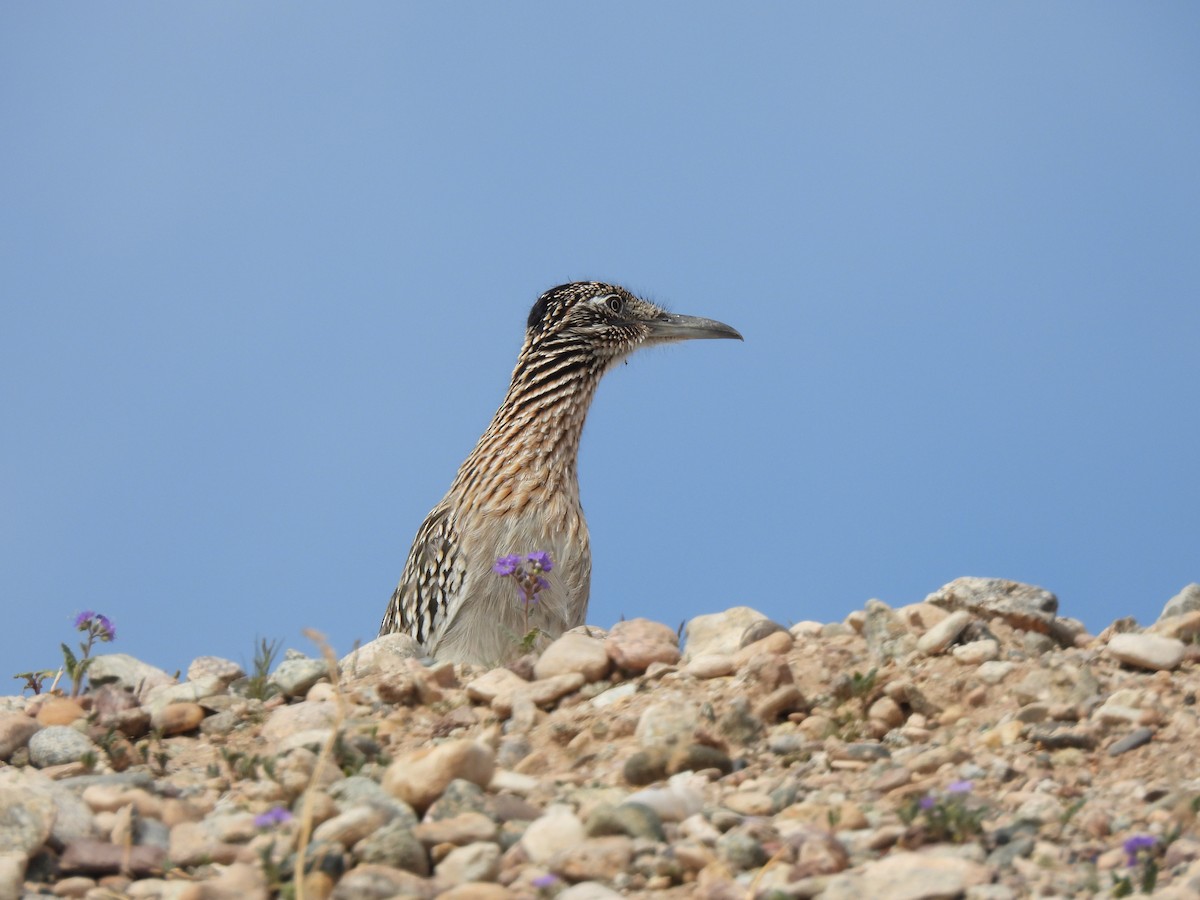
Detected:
left=451, top=347, right=607, bottom=513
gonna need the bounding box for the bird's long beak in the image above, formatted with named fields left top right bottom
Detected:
left=645, top=313, right=743, bottom=343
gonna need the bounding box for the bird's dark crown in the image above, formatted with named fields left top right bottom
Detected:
left=526, top=282, right=640, bottom=335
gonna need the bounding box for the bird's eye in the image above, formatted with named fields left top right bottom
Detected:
left=605, top=295, right=623, bottom=314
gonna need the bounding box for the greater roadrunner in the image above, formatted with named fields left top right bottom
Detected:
left=379, top=282, right=741, bottom=663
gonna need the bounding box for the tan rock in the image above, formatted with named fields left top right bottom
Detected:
left=685, top=654, right=736, bottom=679
left=36, top=697, right=86, bottom=727
left=550, top=835, right=634, bottom=882
left=519, top=806, right=587, bottom=864
left=414, top=812, right=499, bottom=847
left=533, top=632, right=611, bottom=682
left=0, top=711, right=41, bottom=759
left=465, top=668, right=528, bottom=705
left=312, top=806, right=389, bottom=848
left=605, top=618, right=681, bottom=672
left=382, top=739, right=495, bottom=812
left=151, top=702, right=206, bottom=736
left=492, top=672, right=585, bottom=715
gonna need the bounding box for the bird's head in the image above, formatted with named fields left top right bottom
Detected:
left=524, top=281, right=742, bottom=366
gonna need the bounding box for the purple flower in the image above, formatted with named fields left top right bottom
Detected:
left=74, top=610, right=96, bottom=630
left=526, top=551, right=553, bottom=573
left=254, top=806, right=293, bottom=828
left=919, top=795, right=936, bottom=810
left=94, top=614, right=116, bottom=641
left=947, top=780, right=973, bottom=794
left=493, top=555, right=520, bottom=576
left=531, top=873, right=559, bottom=889
left=1124, top=833, right=1158, bottom=867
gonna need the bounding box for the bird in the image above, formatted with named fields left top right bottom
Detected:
left=379, top=281, right=742, bottom=664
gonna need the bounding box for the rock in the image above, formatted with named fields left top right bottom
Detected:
left=917, top=610, right=974, bottom=655
left=1159, top=583, right=1200, bottom=619
left=423, top=779, right=492, bottom=821
left=855, top=851, right=991, bottom=900
left=261, top=699, right=337, bottom=742
left=0, top=853, right=23, bottom=900
left=330, top=863, right=435, bottom=900
left=434, top=841, right=501, bottom=885
left=1107, top=633, right=1186, bottom=671
left=605, top=618, right=681, bottom=672
left=354, top=821, right=430, bottom=874
left=683, top=607, right=768, bottom=659
left=187, top=655, right=245, bottom=685
left=339, top=634, right=424, bottom=678
left=58, top=839, right=166, bottom=876
left=313, top=806, right=390, bottom=848
left=382, top=739, right=495, bottom=812
left=36, top=696, right=86, bottom=727
left=685, top=653, right=736, bottom=679
left=925, top=577, right=1059, bottom=638
left=585, top=802, right=665, bottom=841
left=151, top=702, right=206, bottom=736
left=558, top=885, right=623, bottom=900
left=635, top=697, right=699, bottom=748
left=625, top=773, right=705, bottom=822
left=0, top=712, right=40, bottom=760
left=0, top=784, right=55, bottom=855
left=739, top=618, right=789, bottom=648
left=465, top=668, right=528, bottom=704
left=1108, top=727, right=1155, bottom=756
left=754, top=684, right=808, bottom=721
left=28, top=725, right=95, bottom=767
left=269, top=658, right=330, bottom=698
left=414, top=812, right=498, bottom=847
left=520, top=806, right=587, bottom=864
left=716, top=829, right=769, bottom=870
left=863, top=599, right=918, bottom=662
left=168, top=821, right=242, bottom=867
left=952, top=639, right=1000, bottom=665
left=668, top=743, right=732, bottom=776
left=492, top=672, right=585, bottom=714
left=144, top=674, right=226, bottom=713
left=550, top=835, right=634, bottom=882
left=533, top=632, right=611, bottom=682
left=86, top=654, right=175, bottom=699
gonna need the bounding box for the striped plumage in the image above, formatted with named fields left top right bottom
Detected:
left=379, top=282, right=741, bottom=664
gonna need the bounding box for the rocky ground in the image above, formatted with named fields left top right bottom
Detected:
left=3, top=578, right=1200, bottom=900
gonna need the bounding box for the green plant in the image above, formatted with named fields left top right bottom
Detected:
left=899, top=781, right=986, bottom=844
left=245, top=636, right=282, bottom=700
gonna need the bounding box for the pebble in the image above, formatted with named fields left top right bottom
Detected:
left=28, top=726, right=95, bottom=767
left=435, top=841, right=501, bottom=885
left=187, top=655, right=245, bottom=685
left=683, top=606, right=767, bottom=659
left=382, top=739, right=495, bottom=812
left=519, top=806, right=587, bottom=864
left=533, top=632, right=610, bottom=682
left=0, top=711, right=41, bottom=760
left=917, top=610, right=974, bottom=655
left=604, top=618, right=681, bottom=672
left=634, top=697, right=699, bottom=748
left=35, top=697, right=86, bottom=727
left=151, top=702, right=206, bottom=736
left=952, top=639, right=1000, bottom=664
left=86, top=653, right=175, bottom=699
left=1107, top=633, right=1186, bottom=671
left=269, top=658, right=331, bottom=698
left=685, top=653, right=737, bottom=679
left=1107, top=726, right=1155, bottom=756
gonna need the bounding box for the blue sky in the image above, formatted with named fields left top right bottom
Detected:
left=3, top=4, right=1198, bottom=679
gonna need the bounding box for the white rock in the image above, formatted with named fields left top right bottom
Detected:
left=625, top=773, right=705, bottom=822
left=917, top=610, right=973, bottom=655
left=952, top=639, right=1000, bottom=665
left=685, top=654, right=737, bottom=679
left=856, top=851, right=991, bottom=900
left=338, top=633, right=423, bottom=677
left=520, top=806, right=586, bottom=864
left=435, top=840, right=501, bottom=885
left=976, top=661, right=1015, bottom=684
left=1107, top=633, right=1186, bottom=671
left=682, top=607, right=768, bottom=660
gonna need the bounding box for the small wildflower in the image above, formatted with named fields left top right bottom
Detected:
left=919, top=794, right=936, bottom=810
left=493, top=555, right=520, bottom=576
left=93, top=614, right=116, bottom=641
left=531, top=873, right=559, bottom=889
left=947, top=779, right=973, bottom=794
left=526, top=551, right=553, bottom=573
left=74, top=610, right=96, bottom=630
left=254, top=806, right=294, bottom=828
left=1124, top=833, right=1157, bottom=867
